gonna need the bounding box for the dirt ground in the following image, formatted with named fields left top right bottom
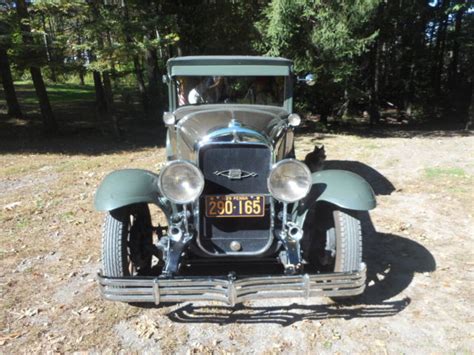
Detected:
left=1, top=126, right=473, bottom=353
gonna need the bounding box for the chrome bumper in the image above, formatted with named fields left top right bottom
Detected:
left=98, top=263, right=366, bottom=306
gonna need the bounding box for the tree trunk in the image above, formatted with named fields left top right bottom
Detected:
left=76, top=21, right=86, bottom=85
left=448, top=2, right=465, bottom=89
left=93, top=70, right=107, bottom=117
left=79, top=70, right=85, bottom=86
left=92, top=71, right=120, bottom=138
left=400, top=8, right=413, bottom=112
left=102, top=71, right=114, bottom=108
left=466, top=87, right=473, bottom=131
left=145, top=43, right=161, bottom=114
left=40, top=13, right=56, bottom=82
left=337, top=88, right=349, bottom=119
left=431, top=0, right=448, bottom=97
left=102, top=72, right=120, bottom=139
left=123, top=1, right=149, bottom=112
left=0, top=48, right=23, bottom=118
left=16, top=0, right=58, bottom=134
left=133, top=57, right=149, bottom=112
left=368, top=1, right=384, bottom=126
left=435, top=22, right=447, bottom=98
left=105, top=32, right=117, bottom=81
left=143, top=0, right=163, bottom=118
left=29, top=66, right=58, bottom=133
left=368, top=46, right=381, bottom=126
left=89, top=0, right=120, bottom=138
left=407, top=4, right=428, bottom=117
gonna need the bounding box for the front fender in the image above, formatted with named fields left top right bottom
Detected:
left=94, top=169, right=165, bottom=212
left=293, top=169, right=376, bottom=226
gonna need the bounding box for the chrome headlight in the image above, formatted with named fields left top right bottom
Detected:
left=267, top=159, right=312, bottom=203
left=158, top=161, right=204, bottom=204
left=163, top=112, right=176, bottom=125
left=287, top=113, right=301, bottom=127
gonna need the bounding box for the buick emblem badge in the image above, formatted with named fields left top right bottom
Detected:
left=213, top=169, right=257, bottom=180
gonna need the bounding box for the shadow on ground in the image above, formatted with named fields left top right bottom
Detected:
left=0, top=86, right=166, bottom=155
left=0, top=108, right=471, bottom=156
left=298, top=119, right=472, bottom=139
left=164, top=161, right=435, bottom=326
left=0, top=118, right=166, bottom=155
left=167, top=299, right=412, bottom=326
left=166, top=218, right=435, bottom=326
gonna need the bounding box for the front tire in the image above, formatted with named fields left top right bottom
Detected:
left=102, top=203, right=153, bottom=277
left=333, top=210, right=362, bottom=272
left=303, top=205, right=363, bottom=301
left=330, top=209, right=363, bottom=302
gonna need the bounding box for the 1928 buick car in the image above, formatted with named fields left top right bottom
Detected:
left=95, top=56, right=376, bottom=305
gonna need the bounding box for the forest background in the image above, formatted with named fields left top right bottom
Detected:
left=0, top=0, right=472, bottom=136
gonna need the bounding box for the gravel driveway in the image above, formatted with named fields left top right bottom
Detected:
left=1, top=129, right=472, bottom=353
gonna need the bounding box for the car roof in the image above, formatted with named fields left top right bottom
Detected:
left=168, top=56, right=292, bottom=66
left=167, top=56, right=293, bottom=76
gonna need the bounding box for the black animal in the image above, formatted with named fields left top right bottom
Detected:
left=304, top=145, right=326, bottom=172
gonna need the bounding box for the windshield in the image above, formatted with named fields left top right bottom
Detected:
left=175, top=76, right=285, bottom=107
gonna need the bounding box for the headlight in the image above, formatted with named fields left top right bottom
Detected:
left=267, top=159, right=312, bottom=203
left=158, top=161, right=204, bottom=204
left=163, top=112, right=176, bottom=125
left=287, top=113, right=301, bottom=127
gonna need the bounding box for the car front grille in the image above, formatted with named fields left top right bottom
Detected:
left=198, top=143, right=272, bottom=255
left=199, top=143, right=270, bottom=194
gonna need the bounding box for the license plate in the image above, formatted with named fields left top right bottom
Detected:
left=205, top=195, right=265, bottom=218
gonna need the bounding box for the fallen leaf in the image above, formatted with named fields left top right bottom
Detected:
left=0, top=331, right=25, bottom=341
left=3, top=202, right=21, bottom=211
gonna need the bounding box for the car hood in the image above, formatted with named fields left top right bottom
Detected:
left=174, top=105, right=289, bottom=158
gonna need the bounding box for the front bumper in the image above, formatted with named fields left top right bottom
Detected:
left=98, top=263, right=366, bottom=306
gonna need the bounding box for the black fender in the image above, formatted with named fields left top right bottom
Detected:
left=292, top=169, right=376, bottom=227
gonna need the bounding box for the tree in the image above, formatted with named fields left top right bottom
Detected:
left=259, top=0, right=380, bottom=119
left=122, top=0, right=149, bottom=111
left=0, top=16, right=23, bottom=119
left=15, top=0, right=58, bottom=134
left=3, top=0, right=471, bottom=133
left=0, top=48, right=23, bottom=118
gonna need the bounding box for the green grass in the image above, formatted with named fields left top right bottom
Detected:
left=424, top=167, right=467, bottom=179
left=60, top=211, right=75, bottom=222
left=447, top=186, right=470, bottom=194
left=0, top=163, right=46, bottom=178
left=15, top=216, right=30, bottom=229
left=13, top=81, right=95, bottom=105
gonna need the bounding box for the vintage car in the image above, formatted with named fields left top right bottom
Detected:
left=95, top=56, right=376, bottom=305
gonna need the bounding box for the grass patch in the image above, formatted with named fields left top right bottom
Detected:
left=15, top=216, right=30, bottom=229
left=0, top=162, right=49, bottom=177
left=447, top=186, right=469, bottom=194
left=424, top=167, right=467, bottom=179
left=60, top=211, right=75, bottom=222
left=14, top=81, right=95, bottom=105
